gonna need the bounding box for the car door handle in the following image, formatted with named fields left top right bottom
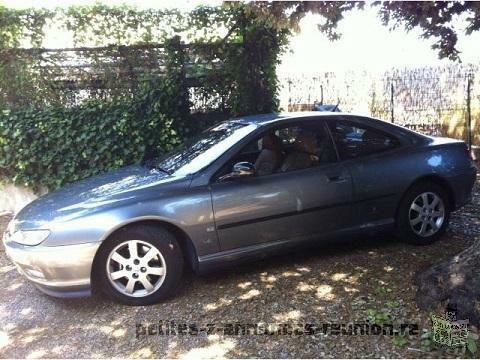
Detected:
left=326, top=174, right=346, bottom=183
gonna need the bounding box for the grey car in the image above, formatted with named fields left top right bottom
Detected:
left=3, top=112, right=477, bottom=305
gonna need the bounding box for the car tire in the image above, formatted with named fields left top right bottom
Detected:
left=396, top=182, right=450, bottom=245
left=95, top=225, right=184, bottom=305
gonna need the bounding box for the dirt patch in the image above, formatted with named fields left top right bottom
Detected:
left=0, top=178, right=478, bottom=358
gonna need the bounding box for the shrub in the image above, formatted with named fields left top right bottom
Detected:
left=0, top=97, right=179, bottom=191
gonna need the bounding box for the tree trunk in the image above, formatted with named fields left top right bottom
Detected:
left=415, top=240, right=480, bottom=326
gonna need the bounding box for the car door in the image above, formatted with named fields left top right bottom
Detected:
left=327, top=116, right=405, bottom=227
left=209, top=120, right=353, bottom=252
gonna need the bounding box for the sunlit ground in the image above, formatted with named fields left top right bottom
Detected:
left=0, top=181, right=478, bottom=358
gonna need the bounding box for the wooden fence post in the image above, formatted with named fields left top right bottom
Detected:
left=466, top=75, right=472, bottom=151
left=390, top=82, right=394, bottom=124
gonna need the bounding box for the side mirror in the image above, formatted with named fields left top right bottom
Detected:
left=219, top=162, right=255, bottom=182
left=232, top=162, right=255, bottom=177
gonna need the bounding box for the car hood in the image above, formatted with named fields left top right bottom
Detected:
left=15, top=164, right=191, bottom=230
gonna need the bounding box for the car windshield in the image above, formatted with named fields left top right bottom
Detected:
left=154, top=121, right=258, bottom=176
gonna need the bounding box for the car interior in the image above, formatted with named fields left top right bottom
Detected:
left=216, top=122, right=338, bottom=179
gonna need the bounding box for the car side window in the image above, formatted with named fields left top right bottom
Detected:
left=213, top=121, right=340, bottom=181
left=276, top=127, right=300, bottom=146
left=242, top=123, right=337, bottom=176
left=328, top=120, right=400, bottom=160
left=240, top=138, right=262, bottom=154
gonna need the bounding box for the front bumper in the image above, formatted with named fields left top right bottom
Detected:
left=3, top=234, right=100, bottom=298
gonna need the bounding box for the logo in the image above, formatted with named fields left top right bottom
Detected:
left=431, top=304, right=469, bottom=349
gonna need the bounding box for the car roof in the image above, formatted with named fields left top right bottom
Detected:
left=232, top=111, right=344, bottom=126
left=230, top=111, right=428, bottom=144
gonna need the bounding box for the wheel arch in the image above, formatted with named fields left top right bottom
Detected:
left=398, top=174, right=455, bottom=216
left=90, top=218, right=199, bottom=290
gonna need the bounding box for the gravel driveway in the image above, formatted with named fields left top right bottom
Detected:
left=0, top=178, right=478, bottom=358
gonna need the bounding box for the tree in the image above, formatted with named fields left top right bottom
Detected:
left=377, top=1, right=480, bottom=61
left=233, top=1, right=480, bottom=61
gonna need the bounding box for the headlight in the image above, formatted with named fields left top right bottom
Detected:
left=10, top=230, right=50, bottom=246
left=6, top=219, right=16, bottom=235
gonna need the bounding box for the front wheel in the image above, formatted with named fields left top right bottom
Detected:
left=95, top=225, right=184, bottom=305
left=396, top=182, right=450, bottom=245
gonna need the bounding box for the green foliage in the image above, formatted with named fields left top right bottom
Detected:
left=466, top=332, right=478, bottom=355
left=420, top=328, right=437, bottom=351
left=392, top=335, right=408, bottom=348
left=420, top=322, right=479, bottom=356
left=0, top=76, right=183, bottom=190
left=138, top=36, right=191, bottom=140
left=0, top=4, right=287, bottom=116
left=366, top=280, right=396, bottom=324
left=0, top=6, right=54, bottom=48
left=0, top=4, right=291, bottom=190
left=226, top=10, right=289, bottom=116
left=385, top=299, right=400, bottom=308
left=377, top=1, right=480, bottom=61
left=366, top=308, right=392, bottom=324
left=375, top=285, right=393, bottom=296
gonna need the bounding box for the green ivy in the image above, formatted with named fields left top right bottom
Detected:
left=0, top=77, right=183, bottom=191
left=0, top=4, right=289, bottom=190
left=0, top=4, right=288, bottom=115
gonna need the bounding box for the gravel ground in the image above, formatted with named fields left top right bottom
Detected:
left=0, top=177, right=479, bottom=359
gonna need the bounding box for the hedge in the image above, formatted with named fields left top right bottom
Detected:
left=0, top=95, right=180, bottom=191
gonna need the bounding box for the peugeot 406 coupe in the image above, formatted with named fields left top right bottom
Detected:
left=3, top=112, right=477, bottom=305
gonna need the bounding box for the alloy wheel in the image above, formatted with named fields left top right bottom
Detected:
left=106, top=240, right=167, bottom=297
left=408, top=192, right=445, bottom=237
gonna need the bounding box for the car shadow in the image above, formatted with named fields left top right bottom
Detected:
left=187, top=231, right=400, bottom=284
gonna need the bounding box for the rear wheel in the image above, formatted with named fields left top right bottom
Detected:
left=95, top=225, right=184, bottom=305
left=396, top=182, right=450, bottom=245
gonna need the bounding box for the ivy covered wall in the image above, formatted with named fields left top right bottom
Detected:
left=0, top=4, right=290, bottom=190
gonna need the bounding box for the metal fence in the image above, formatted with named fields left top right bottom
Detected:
left=279, top=63, right=480, bottom=148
